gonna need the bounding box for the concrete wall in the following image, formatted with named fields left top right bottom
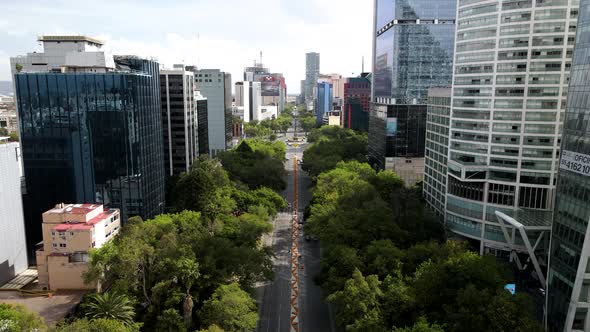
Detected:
left=0, top=142, right=28, bottom=285
left=385, top=157, right=425, bottom=187
left=47, top=255, right=95, bottom=290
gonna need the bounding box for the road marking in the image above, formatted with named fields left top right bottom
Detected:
left=290, top=156, right=300, bottom=332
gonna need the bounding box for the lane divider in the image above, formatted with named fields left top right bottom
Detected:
left=290, top=156, right=300, bottom=332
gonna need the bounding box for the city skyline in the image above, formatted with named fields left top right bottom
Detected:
left=0, top=0, right=372, bottom=94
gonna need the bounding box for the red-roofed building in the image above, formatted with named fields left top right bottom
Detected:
left=36, top=203, right=120, bottom=290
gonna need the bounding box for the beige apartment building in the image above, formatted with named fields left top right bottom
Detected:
left=36, top=203, right=120, bottom=290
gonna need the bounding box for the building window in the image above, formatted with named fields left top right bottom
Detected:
left=59, top=243, right=66, bottom=248
left=52, top=243, right=57, bottom=248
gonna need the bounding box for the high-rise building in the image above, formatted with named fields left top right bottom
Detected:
left=319, top=73, right=345, bottom=99
left=235, top=82, right=244, bottom=107
left=195, top=91, right=209, bottom=156
left=0, top=140, right=28, bottom=285
left=299, top=79, right=306, bottom=105
left=316, top=82, right=333, bottom=124
left=242, top=62, right=287, bottom=114
left=423, top=88, right=451, bottom=217
left=13, top=37, right=165, bottom=257
left=36, top=203, right=120, bottom=290
left=305, top=52, right=320, bottom=107
left=160, top=69, right=198, bottom=176
left=194, top=69, right=232, bottom=156
left=547, top=1, right=590, bottom=330
left=445, top=0, right=578, bottom=258
left=343, top=75, right=371, bottom=132
left=368, top=0, right=456, bottom=185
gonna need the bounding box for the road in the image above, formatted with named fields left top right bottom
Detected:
left=256, top=113, right=334, bottom=332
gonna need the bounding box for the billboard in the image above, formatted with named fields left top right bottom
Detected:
left=255, top=74, right=280, bottom=96
left=386, top=117, right=397, bottom=136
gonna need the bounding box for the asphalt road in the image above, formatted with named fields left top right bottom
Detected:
left=256, top=115, right=334, bottom=332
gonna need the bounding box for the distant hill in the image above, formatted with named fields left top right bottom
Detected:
left=0, top=81, right=13, bottom=96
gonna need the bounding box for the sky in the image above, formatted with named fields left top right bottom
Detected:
left=0, top=0, right=373, bottom=94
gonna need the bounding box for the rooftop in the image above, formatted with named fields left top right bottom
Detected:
left=37, top=35, right=104, bottom=45
left=45, top=203, right=102, bottom=215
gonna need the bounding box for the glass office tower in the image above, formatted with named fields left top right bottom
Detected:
left=446, top=0, right=578, bottom=256
left=547, top=0, right=590, bottom=330
left=369, top=0, right=456, bottom=184
left=372, top=0, right=456, bottom=104
left=15, top=57, right=166, bottom=255
left=316, top=82, right=333, bottom=124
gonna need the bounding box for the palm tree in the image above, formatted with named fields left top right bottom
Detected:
left=81, top=292, right=135, bottom=325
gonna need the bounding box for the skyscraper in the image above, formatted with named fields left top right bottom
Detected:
left=547, top=1, right=590, bottom=330
left=305, top=52, right=320, bottom=107
left=445, top=0, right=578, bottom=258
left=13, top=37, right=166, bottom=256
left=194, top=69, right=232, bottom=156
left=160, top=69, right=198, bottom=176
left=316, top=82, right=333, bottom=124
left=368, top=0, right=456, bottom=185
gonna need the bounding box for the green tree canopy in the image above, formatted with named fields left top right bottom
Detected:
left=327, top=268, right=385, bottom=331
left=302, top=127, right=368, bottom=178
left=172, top=157, right=234, bottom=219
left=80, top=292, right=135, bottom=325
left=0, top=303, right=46, bottom=332
left=219, top=140, right=286, bottom=191
left=52, top=318, right=141, bottom=332
left=200, top=283, right=258, bottom=332
left=85, top=209, right=274, bottom=330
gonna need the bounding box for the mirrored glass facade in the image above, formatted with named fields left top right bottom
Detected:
left=373, top=0, right=456, bottom=104
left=548, top=0, right=590, bottom=330
left=369, top=0, right=456, bottom=177
left=15, top=58, right=165, bottom=255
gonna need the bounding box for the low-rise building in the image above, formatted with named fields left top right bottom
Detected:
left=0, top=110, right=18, bottom=132
left=36, top=203, right=120, bottom=290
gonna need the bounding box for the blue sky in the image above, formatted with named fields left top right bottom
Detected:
left=0, top=0, right=373, bottom=94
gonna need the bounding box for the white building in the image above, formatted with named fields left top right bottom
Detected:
left=0, top=140, right=28, bottom=286
left=237, top=81, right=278, bottom=123
left=194, top=69, right=232, bottom=157
left=10, top=36, right=115, bottom=75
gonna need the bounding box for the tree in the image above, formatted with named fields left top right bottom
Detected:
left=219, top=140, right=286, bottom=191
left=85, top=209, right=274, bottom=330
left=80, top=292, right=135, bottom=325
left=393, top=317, right=444, bottom=332
left=156, top=309, right=186, bottom=332
left=301, top=128, right=367, bottom=178
left=300, top=116, right=316, bottom=135
left=173, top=157, right=234, bottom=219
left=201, top=283, right=258, bottom=332
left=176, top=258, right=200, bottom=328
left=0, top=303, right=46, bottom=332
left=8, top=132, right=18, bottom=142
left=52, top=318, right=141, bottom=332
left=327, top=268, right=385, bottom=331
left=0, top=128, right=8, bottom=136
